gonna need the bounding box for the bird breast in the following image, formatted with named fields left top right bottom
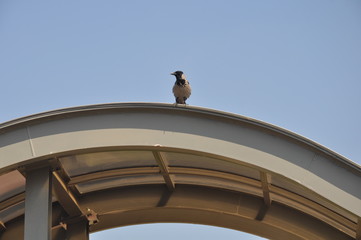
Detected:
left=173, top=81, right=191, bottom=99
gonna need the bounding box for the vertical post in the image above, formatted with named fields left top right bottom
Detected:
left=24, top=166, right=52, bottom=240
left=66, top=218, right=89, bottom=240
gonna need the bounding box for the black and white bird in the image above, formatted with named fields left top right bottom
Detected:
left=171, top=71, right=191, bottom=104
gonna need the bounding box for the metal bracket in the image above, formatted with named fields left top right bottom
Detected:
left=86, top=208, right=99, bottom=226
left=256, top=172, right=272, bottom=221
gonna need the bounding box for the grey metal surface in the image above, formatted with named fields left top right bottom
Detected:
left=24, top=166, right=52, bottom=240
left=66, top=219, right=89, bottom=240
left=0, top=103, right=360, bottom=239
left=0, top=103, right=359, bottom=213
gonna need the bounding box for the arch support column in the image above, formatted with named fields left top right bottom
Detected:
left=24, top=166, right=52, bottom=240
left=66, top=217, right=89, bottom=240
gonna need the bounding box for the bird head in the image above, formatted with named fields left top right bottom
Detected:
left=171, top=71, right=185, bottom=80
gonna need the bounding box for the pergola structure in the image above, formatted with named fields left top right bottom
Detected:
left=0, top=103, right=360, bottom=240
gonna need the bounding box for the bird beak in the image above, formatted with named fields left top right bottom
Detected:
left=170, top=72, right=175, bottom=75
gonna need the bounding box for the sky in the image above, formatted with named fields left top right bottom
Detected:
left=1, top=0, right=360, bottom=239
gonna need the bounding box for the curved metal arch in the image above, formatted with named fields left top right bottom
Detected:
left=0, top=103, right=360, bottom=239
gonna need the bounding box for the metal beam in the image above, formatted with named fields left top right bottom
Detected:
left=52, top=171, right=83, bottom=217
left=152, top=151, right=175, bottom=191
left=55, top=165, right=357, bottom=237
left=0, top=221, right=6, bottom=232
left=270, top=184, right=356, bottom=236
left=68, top=167, right=159, bottom=186
left=24, top=166, right=52, bottom=240
left=0, top=192, right=25, bottom=212
left=260, top=172, right=272, bottom=206
left=356, top=218, right=361, bottom=240
left=256, top=172, right=272, bottom=221
left=170, top=167, right=260, bottom=187
left=86, top=184, right=354, bottom=240
left=65, top=217, right=89, bottom=240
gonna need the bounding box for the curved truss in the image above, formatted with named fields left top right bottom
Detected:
left=0, top=103, right=360, bottom=239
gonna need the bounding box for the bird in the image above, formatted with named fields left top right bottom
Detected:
left=171, top=70, right=191, bottom=104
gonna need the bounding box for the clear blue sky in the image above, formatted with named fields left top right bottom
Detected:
left=1, top=1, right=360, bottom=239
